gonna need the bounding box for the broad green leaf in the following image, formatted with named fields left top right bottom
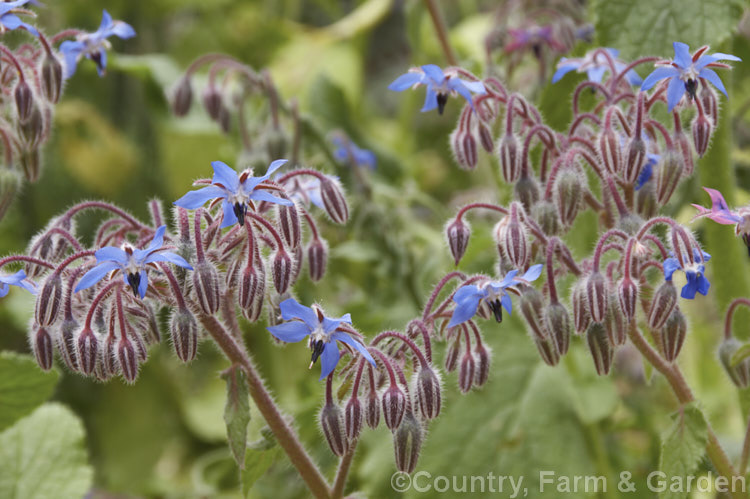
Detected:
left=0, top=403, right=92, bottom=499
left=593, top=0, right=742, bottom=60
left=222, top=366, right=251, bottom=468
left=241, top=436, right=282, bottom=496
left=0, top=352, right=59, bottom=432
left=658, top=403, right=708, bottom=499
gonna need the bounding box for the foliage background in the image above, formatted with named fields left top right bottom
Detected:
left=2, top=0, right=750, bottom=497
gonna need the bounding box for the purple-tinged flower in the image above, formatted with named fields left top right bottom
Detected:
left=504, top=25, right=566, bottom=55
left=641, top=42, right=741, bottom=112
left=0, top=0, right=38, bottom=36
left=0, top=269, right=37, bottom=297
left=552, top=48, right=642, bottom=85
left=332, top=135, right=376, bottom=170
left=663, top=248, right=710, bottom=299
left=267, top=298, right=375, bottom=379
left=634, top=152, right=660, bottom=190
left=280, top=176, right=325, bottom=209
left=448, top=264, right=543, bottom=327
left=692, top=187, right=750, bottom=254
left=59, top=10, right=135, bottom=79
left=388, top=64, right=486, bottom=115
left=174, top=159, right=293, bottom=228
left=74, top=225, right=192, bottom=299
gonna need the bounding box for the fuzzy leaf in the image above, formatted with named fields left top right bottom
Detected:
left=0, top=403, right=92, bottom=499
left=223, top=366, right=251, bottom=469
left=241, top=436, right=281, bottom=496
left=658, top=403, right=708, bottom=499
left=0, top=352, right=59, bottom=432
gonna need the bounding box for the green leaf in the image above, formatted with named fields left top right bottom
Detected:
left=0, top=351, right=59, bottom=432
left=593, top=0, right=742, bottom=60
left=658, top=403, right=708, bottom=499
left=241, top=436, right=282, bottom=496
left=0, top=403, right=93, bottom=499
left=222, top=366, right=251, bottom=469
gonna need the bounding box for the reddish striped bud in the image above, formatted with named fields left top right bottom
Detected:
left=674, top=130, right=695, bottom=175
left=554, top=169, right=584, bottom=227
left=623, top=135, right=646, bottom=184
left=35, top=273, right=63, bottom=327
left=617, top=277, right=638, bottom=320
left=382, top=384, right=407, bottom=430
left=701, top=86, right=718, bottom=124
left=344, top=396, right=363, bottom=441
left=497, top=134, right=521, bottom=182
left=534, top=336, right=560, bottom=366
left=496, top=216, right=528, bottom=269
left=41, top=54, right=63, bottom=104
left=586, top=322, right=613, bottom=375
left=450, top=129, right=471, bottom=170
left=202, top=86, right=222, bottom=121
left=669, top=225, right=694, bottom=270
left=290, top=244, right=303, bottom=284
left=660, top=308, right=686, bottom=362
left=277, top=202, right=301, bottom=249
left=691, top=114, right=713, bottom=157
left=170, top=308, right=198, bottom=363
left=58, top=319, right=79, bottom=371
left=320, top=402, right=347, bottom=456
left=462, top=132, right=478, bottom=169
left=648, top=281, right=678, bottom=330
left=320, top=177, right=349, bottom=224
left=598, top=126, right=621, bottom=175
left=520, top=288, right=547, bottom=340
left=192, top=262, right=221, bottom=315
left=272, top=248, right=293, bottom=294
left=117, top=336, right=139, bottom=383
left=307, top=238, right=328, bottom=282
left=656, top=151, right=683, bottom=204
left=238, top=264, right=265, bottom=322
left=474, top=344, right=491, bottom=386
left=15, top=80, right=33, bottom=123
left=605, top=294, right=626, bottom=346
left=393, top=410, right=423, bottom=473
left=102, top=334, right=118, bottom=377
left=544, top=302, right=572, bottom=356
left=719, top=338, right=750, bottom=388
left=31, top=325, right=54, bottom=371
left=477, top=123, right=494, bottom=153
left=458, top=352, right=475, bottom=393
left=218, top=105, right=231, bottom=133
left=585, top=272, right=608, bottom=323
left=444, top=335, right=460, bottom=372
left=413, top=366, right=442, bottom=419
left=571, top=281, right=591, bottom=333
left=446, top=217, right=471, bottom=265
left=365, top=386, right=381, bottom=429
left=76, top=326, right=99, bottom=375
left=171, top=76, right=193, bottom=116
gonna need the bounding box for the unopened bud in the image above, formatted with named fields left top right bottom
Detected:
left=719, top=338, right=750, bottom=388
left=624, top=135, right=646, bottom=184
left=393, top=410, right=423, bottom=473
left=218, top=105, right=231, bottom=133
left=586, top=322, right=613, bottom=375
left=477, top=123, right=494, bottom=152
left=554, top=168, right=585, bottom=227
left=201, top=86, right=222, bottom=121
left=117, top=336, right=139, bottom=383
left=598, top=127, right=621, bottom=175
left=674, top=130, right=695, bottom=175
left=496, top=216, right=528, bottom=269
left=76, top=326, right=99, bottom=375
left=445, top=217, right=471, bottom=265
left=692, top=114, right=713, bottom=157
left=272, top=248, right=293, bottom=294
left=532, top=201, right=560, bottom=235
left=605, top=294, right=626, bottom=346
left=514, top=175, right=540, bottom=211
left=617, top=277, right=638, bottom=320
left=497, top=134, right=521, bottom=182
left=458, top=352, right=475, bottom=393
left=307, top=238, right=328, bottom=282
left=636, top=182, right=658, bottom=219
left=382, top=384, right=407, bottom=430
left=544, top=302, right=572, bottom=356
left=171, top=76, right=193, bottom=116
left=700, top=86, right=718, bottom=125
left=413, top=366, right=441, bottom=419
left=534, top=336, right=560, bottom=366
left=277, top=202, right=301, bottom=249
left=344, top=396, right=363, bottom=440
left=444, top=335, right=460, bottom=372
left=450, top=129, right=470, bottom=170
left=320, top=402, right=347, bottom=456
left=169, top=308, right=198, bottom=362
left=238, top=264, right=265, bottom=321
left=20, top=107, right=45, bottom=148
left=520, top=288, right=546, bottom=340
left=14, top=80, right=33, bottom=123
left=461, top=132, right=478, bottom=169
left=20, top=148, right=41, bottom=182
left=102, top=334, right=118, bottom=377
left=41, top=54, right=64, bottom=104
left=57, top=318, right=79, bottom=371
left=365, top=386, right=381, bottom=429
left=656, top=151, right=683, bottom=204
left=474, top=344, right=491, bottom=386
left=31, top=325, right=54, bottom=371
left=0, top=168, right=21, bottom=221
left=35, top=273, right=62, bottom=326
left=586, top=272, right=608, bottom=323
left=192, top=262, right=221, bottom=315
left=660, top=308, right=686, bottom=362
left=290, top=244, right=303, bottom=284
left=571, top=280, right=591, bottom=333
left=320, top=177, right=349, bottom=224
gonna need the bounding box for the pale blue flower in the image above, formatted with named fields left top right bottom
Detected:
left=663, top=248, right=710, bottom=299
left=0, top=0, right=38, bottom=36
left=0, top=269, right=37, bottom=297
left=60, top=10, right=135, bottom=79
left=553, top=48, right=642, bottom=85
left=388, top=64, right=486, bottom=114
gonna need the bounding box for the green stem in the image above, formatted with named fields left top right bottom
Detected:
left=331, top=443, right=357, bottom=499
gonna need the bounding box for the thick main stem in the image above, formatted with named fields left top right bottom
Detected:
left=198, top=314, right=331, bottom=498
left=331, top=444, right=356, bottom=499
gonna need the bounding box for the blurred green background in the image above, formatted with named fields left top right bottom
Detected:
left=3, top=0, right=750, bottom=497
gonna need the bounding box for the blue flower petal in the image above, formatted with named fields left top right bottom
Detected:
left=173, top=185, right=227, bottom=209
left=586, top=66, right=607, bottom=84
left=319, top=341, right=340, bottom=380
left=697, top=275, right=710, bottom=296
left=448, top=286, right=484, bottom=328
left=666, top=77, right=686, bottom=112
left=673, top=42, right=693, bottom=69
left=143, top=251, right=193, bottom=270
left=211, top=161, right=240, bottom=191
left=267, top=321, right=311, bottom=343
left=75, top=260, right=121, bottom=292
left=248, top=189, right=294, bottom=206
left=388, top=72, right=423, bottom=92
left=220, top=200, right=238, bottom=228
left=698, top=68, right=727, bottom=96
left=331, top=331, right=375, bottom=366
left=0, top=284, right=8, bottom=298
left=501, top=293, right=513, bottom=314
left=279, top=298, right=319, bottom=330
left=551, top=62, right=579, bottom=83
left=109, top=20, right=136, bottom=39
left=663, top=257, right=680, bottom=281
left=421, top=86, right=438, bottom=113
left=95, top=246, right=128, bottom=265
left=521, top=264, right=544, bottom=282
left=421, top=64, right=445, bottom=84
left=137, top=269, right=148, bottom=298
left=641, top=66, right=680, bottom=91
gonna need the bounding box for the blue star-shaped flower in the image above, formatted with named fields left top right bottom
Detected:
left=0, top=0, right=38, bottom=36
left=267, top=298, right=375, bottom=380
left=174, top=159, right=293, bottom=228
left=641, top=42, right=741, bottom=112
left=332, top=135, right=376, bottom=170
left=74, top=225, right=193, bottom=299
left=552, top=48, right=642, bottom=85
left=388, top=64, right=486, bottom=114
left=448, top=264, right=543, bottom=328
left=281, top=176, right=325, bottom=210
left=663, top=248, right=711, bottom=299
left=0, top=269, right=37, bottom=298
left=59, top=10, right=135, bottom=79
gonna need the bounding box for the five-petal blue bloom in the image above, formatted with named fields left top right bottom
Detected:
left=174, top=159, right=293, bottom=228
left=388, top=64, right=486, bottom=114
left=641, top=42, right=741, bottom=112
left=448, top=264, right=543, bottom=328
left=267, top=298, right=375, bottom=380
left=663, top=248, right=711, bottom=299
left=74, top=225, right=192, bottom=299
left=0, top=0, right=38, bottom=36
left=553, top=48, right=642, bottom=86
left=332, top=135, right=376, bottom=170
left=60, top=10, right=135, bottom=79
left=0, top=269, right=37, bottom=297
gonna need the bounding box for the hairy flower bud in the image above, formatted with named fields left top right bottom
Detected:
left=290, top=243, right=303, bottom=284
left=102, top=333, right=118, bottom=378
left=41, top=54, right=63, bottom=104
left=496, top=215, right=528, bottom=269
left=57, top=318, right=79, bottom=371
left=169, top=308, right=198, bottom=362
left=656, top=151, right=683, bottom=204
left=31, top=325, right=53, bottom=371
left=719, top=338, right=750, bottom=388
left=20, top=148, right=41, bottom=182
left=202, top=85, right=222, bottom=121
left=0, top=168, right=21, bottom=221
left=598, top=126, right=621, bottom=175
left=413, top=366, right=442, bottom=419
left=477, top=122, right=494, bottom=153
left=117, top=336, right=139, bottom=383
left=444, top=335, right=461, bottom=372
left=382, top=384, right=407, bottom=430
left=35, top=273, right=63, bottom=327
left=171, top=76, right=193, bottom=116
left=674, top=130, right=695, bottom=175
left=276, top=202, right=300, bottom=251
left=624, top=135, right=646, bottom=184
left=497, top=134, right=521, bottom=182
left=692, top=113, right=713, bottom=157
left=192, top=261, right=221, bottom=315
left=701, top=86, right=718, bottom=124
left=365, top=386, right=381, bottom=429
left=393, top=410, right=423, bottom=473
left=474, top=344, right=491, bottom=386
left=617, top=277, right=638, bottom=321
left=15, top=80, right=33, bottom=123
left=669, top=225, right=694, bottom=269
left=238, top=264, right=265, bottom=321
left=605, top=294, right=626, bottom=346
left=462, top=132, right=478, bottom=169
left=272, top=248, right=293, bottom=294
left=534, top=336, right=560, bottom=366
left=320, top=402, right=347, bottom=456
left=76, top=326, right=99, bottom=375
left=445, top=217, right=471, bottom=265
left=586, top=322, right=613, bottom=376
left=586, top=272, right=608, bottom=323
left=647, top=282, right=676, bottom=332
left=554, top=169, right=584, bottom=227
left=458, top=352, right=475, bottom=393
left=636, top=182, right=658, bottom=219
left=544, top=302, right=572, bottom=356
left=344, top=396, right=363, bottom=441
left=660, top=308, right=687, bottom=362
left=218, top=105, right=231, bottom=133
left=571, top=280, right=591, bottom=333
left=520, top=288, right=546, bottom=340
left=20, top=107, right=45, bottom=148
left=514, top=175, right=540, bottom=212
left=532, top=201, right=560, bottom=236
left=450, top=129, right=471, bottom=170
left=307, top=238, right=328, bottom=282
left=320, top=177, right=349, bottom=224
